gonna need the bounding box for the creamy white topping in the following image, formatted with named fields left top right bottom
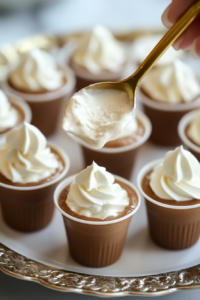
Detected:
left=66, top=162, right=129, bottom=220
left=187, top=110, right=200, bottom=146
left=0, top=44, right=19, bottom=81
left=0, top=89, right=18, bottom=133
left=116, top=113, right=138, bottom=139
left=62, top=88, right=134, bottom=149
left=0, top=122, right=59, bottom=183
left=132, top=35, right=183, bottom=66
left=72, top=25, right=126, bottom=74
left=9, top=48, right=64, bottom=92
left=150, top=146, right=200, bottom=201
left=141, top=60, right=200, bottom=103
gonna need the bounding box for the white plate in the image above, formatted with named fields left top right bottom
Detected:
left=1, top=128, right=200, bottom=278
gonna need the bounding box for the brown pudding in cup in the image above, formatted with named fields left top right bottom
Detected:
left=139, top=60, right=200, bottom=146
left=0, top=131, right=70, bottom=232
left=81, top=110, right=151, bottom=180
left=66, top=25, right=128, bottom=92
left=178, top=110, right=200, bottom=161
left=139, top=87, right=200, bottom=146
left=54, top=172, right=141, bottom=268
left=3, top=66, right=75, bottom=137
left=0, top=92, right=32, bottom=144
left=137, top=156, right=200, bottom=250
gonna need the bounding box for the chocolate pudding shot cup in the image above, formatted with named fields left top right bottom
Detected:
left=3, top=66, right=75, bottom=137
left=80, top=110, right=151, bottom=180
left=54, top=174, right=141, bottom=268
left=65, top=25, right=128, bottom=92
left=178, top=110, right=200, bottom=161
left=0, top=142, right=70, bottom=232
left=139, top=88, right=200, bottom=146
left=137, top=159, right=200, bottom=250
left=0, top=92, right=32, bottom=144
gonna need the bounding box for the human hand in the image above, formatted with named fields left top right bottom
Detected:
left=162, top=0, right=200, bottom=58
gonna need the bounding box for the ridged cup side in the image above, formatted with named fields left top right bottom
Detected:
left=1, top=198, right=54, bottom=232
left=81, top=146, right=137, bottom=180
left=0, top=184, right=57, bottom=232
left=145, top=198, right=200, bottom=250
left=62, top=215, right=131, bottom=268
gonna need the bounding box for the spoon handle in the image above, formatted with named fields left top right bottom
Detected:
left=131, top=0, right=200, bottom=86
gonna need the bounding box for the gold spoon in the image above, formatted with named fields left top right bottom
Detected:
left=85, top=0, right=200, bottom=107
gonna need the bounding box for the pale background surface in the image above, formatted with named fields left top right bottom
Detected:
left=1, top=0, right=200, bottom=299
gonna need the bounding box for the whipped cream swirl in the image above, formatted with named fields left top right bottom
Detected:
left=72, top=25, right=127, bottom=74
left=0, top=44, right=19, bottom=81
left=116, top=113, right=138, bottom=139
left=9, top=48, right=64, bottom=92
left=66, top=162, right=129, bottom=220
left=187, top=110, right=200, bottom=146
left=0, top=89, right=18, bottom=133
left=150, top=146, right=200, bottom=201
left=132, top=35, right=183, bottom=66
left=141, top=60, right=200, bottom=103
left=0, top=122, right=59, bottom=183
left=62, top=88, right=134, bottom=149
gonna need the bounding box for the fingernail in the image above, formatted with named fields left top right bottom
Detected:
left=173, top=35, right=184, bottom=51
left=191, top=39, right=200, bottom=59
left=162, top=5, right=173, bottom=29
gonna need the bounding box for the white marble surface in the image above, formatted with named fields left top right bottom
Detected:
left=1, top=0, right=200, bottom=299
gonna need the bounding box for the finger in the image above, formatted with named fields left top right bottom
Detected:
left=178, top=16, right=200, bottom=50
left=191, top=36, right=200, bottom=58
left=173, top=16, right=200, bottom=50
left=162, top=3, right=186, bottom=51
left=162, top=4, right=173, bottom=29
left=173, top=34, right=185, bottom=50
left=168, top=0, right=197, bottom=24
left=162, top=0, right=200, bottom=51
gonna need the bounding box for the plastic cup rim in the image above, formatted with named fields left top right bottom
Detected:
left=0, top=92, right=32, bottom=141
left=0, top=142, right=70, bottom=191
left=139, top=88, right=200, bottom=112
left=137, top=159, right=200, bottom=210
left=71, top=110, right=152, bottom=154
left=54, top=174, right=141, bottom=225
left=69, top=59, right=128, bottom=81
left=2, top=66, right=76, bottom=102
left=178, top=110, right=200, bottom=154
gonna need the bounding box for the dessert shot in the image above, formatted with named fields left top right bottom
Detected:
left=0, top=89, right=32, bottom=144
left=137, top=146, right=200, bottom=250
left=0, top=122, right=70, bottom=232
left=67, top=25, right=128, bottom=91
left=178, top=108, right=200, bottom=161
left=79, top=110, right=151, bottom=179
left=54, top=162, right=141, bottom=268
left=2, top=48, right=76, bottom=136
left=139, top=59, right=200, bottom=146
left=62, top=1, right=200, bottom=155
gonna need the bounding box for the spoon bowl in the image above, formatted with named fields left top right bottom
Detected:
left=85, top=80, right=136, bottom=104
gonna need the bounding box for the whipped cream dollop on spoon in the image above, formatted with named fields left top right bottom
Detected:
left=62, top=87, right=134, bottom=149
left=62, top=2, right=200, bottom=149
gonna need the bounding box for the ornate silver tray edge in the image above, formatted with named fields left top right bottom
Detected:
left=1, top=243, right=200, bottom=297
